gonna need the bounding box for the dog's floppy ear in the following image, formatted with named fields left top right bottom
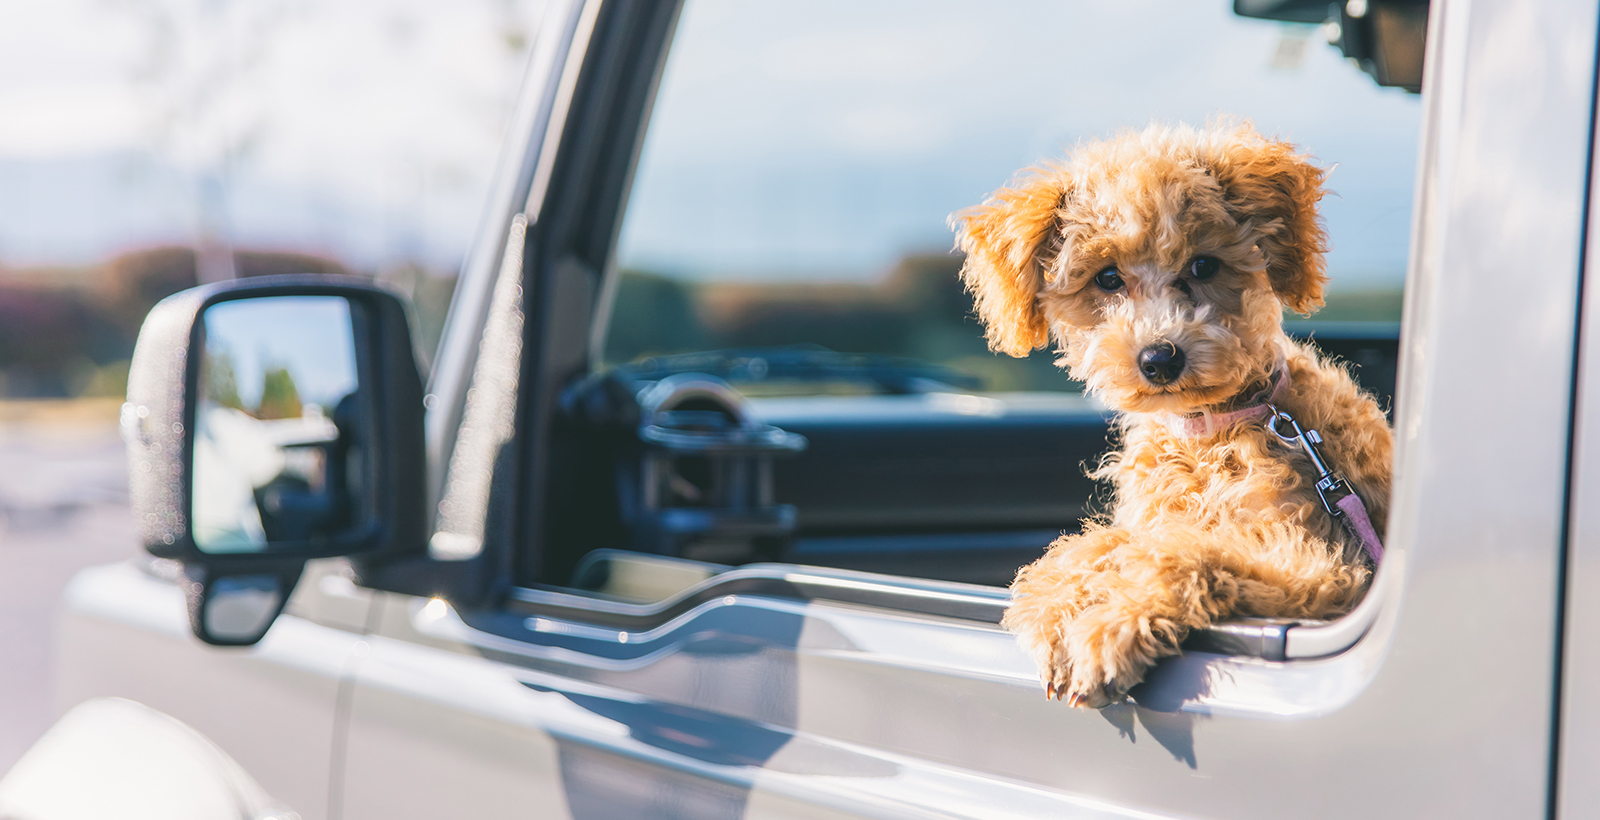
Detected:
left=1205, top=128, right=1330, bottom=315
left=952, top=171, right=1066, bottom=357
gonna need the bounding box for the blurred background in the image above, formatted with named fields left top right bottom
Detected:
left=0, top=0, right=547, bottom=399
left=0, top=0, right=1417, bottom=771
left=0, top=0, right=547, bottom=769
left=602, top=0, right=1414, bottom=392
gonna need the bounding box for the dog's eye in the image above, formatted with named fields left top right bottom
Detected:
left=1188, top=256, right=1221, bottom=281
left=1093, top=268, right=1124, bottom=292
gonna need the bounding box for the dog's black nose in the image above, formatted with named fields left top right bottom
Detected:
left=1139, top=342, right=1186, bottom=385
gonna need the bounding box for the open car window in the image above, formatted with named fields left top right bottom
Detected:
left=604, top=0, right=1419, bottom=393
left=530, top=0, right=1420, bottom=659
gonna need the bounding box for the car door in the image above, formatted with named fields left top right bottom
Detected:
left=341, top=0, right=1599, bottom=817
left=57, top=557, right=372, bottom=820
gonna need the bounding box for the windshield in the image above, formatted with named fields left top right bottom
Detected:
left=605, top=0, right=1422, bottom=393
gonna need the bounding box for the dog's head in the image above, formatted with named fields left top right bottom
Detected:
left=953, top=122, right=1328, bottom=414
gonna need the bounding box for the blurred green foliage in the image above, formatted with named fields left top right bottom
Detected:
left=257, top=367, right=303, bottom=420
left=603, top=254, right=1076, bottom=392
left=602, top=253, right=1404, bottom=393
left=0, top=247, right=462, bottom=399
left=0, top=244, right=1402, bottom=401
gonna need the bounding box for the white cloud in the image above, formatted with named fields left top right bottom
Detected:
left=758, top=22, right=982, bottom=84
left=831, top=105, right=946, bottom=155
left=0, top=0, right=150, bottom=157
left=0, top=85, right=148, bottom=158
left=0, top=0, right=545, bottom=269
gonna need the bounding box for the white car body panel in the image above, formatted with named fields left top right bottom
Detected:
left=42, top=0, right=1600, bottom=817
left=56, top=562, right=367, bottom=820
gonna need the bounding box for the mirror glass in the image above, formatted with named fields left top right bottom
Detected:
left=193, top=296, right=361, bottom=554
left=202, top=574, right=286, bottom=643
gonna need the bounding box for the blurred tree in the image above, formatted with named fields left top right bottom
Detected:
left=710, top=297, right=912, bottom=357
left=609, top=253, right=1083, bottom=392
left=257, top=366, right=301, bottom=419
left=234, top=250, right=350, bottom=280
left=883, top=253, right=1076, bottom=391
left=94, top=247, right=200, bottom=341
left=0, top=285, right=126, bottom=397
left=0, top=246, right=352, bottom=399
left=603, top=270, right=710, bottom=363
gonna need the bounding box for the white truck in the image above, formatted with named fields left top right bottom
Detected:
left=9, top=0, right=1600, bottom=817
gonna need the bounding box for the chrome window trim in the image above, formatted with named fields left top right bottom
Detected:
left=502, top=562, right=1381, bottom=662
left=1283, top=565, right=1388, bottom=659
left=507, top=565, right=1009, bottom=628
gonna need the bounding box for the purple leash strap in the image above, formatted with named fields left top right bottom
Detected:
left=1334, top=493, right=1385, bottom=564
left=1265, top=405, right=1385, bottom=565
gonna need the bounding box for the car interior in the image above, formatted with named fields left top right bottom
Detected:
left=509, top=0, right=1421, bottom=625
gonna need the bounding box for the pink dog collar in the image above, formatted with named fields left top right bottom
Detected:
left=1156, top=366, right=1290, bottom=438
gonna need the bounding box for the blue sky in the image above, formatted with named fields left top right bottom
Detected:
left=0, top=0, right=543, bottom=272
left=0, top=0, right=1421, bottom=294
left=617, top=0, right=1423, bottom=290
left=204, top=295, right=358, bottom=410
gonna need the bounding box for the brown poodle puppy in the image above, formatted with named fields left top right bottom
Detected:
left=954, top=122, right=1392, bottom=708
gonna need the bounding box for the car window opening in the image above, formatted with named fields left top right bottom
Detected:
left=537, top=0, right=1418, bottom=647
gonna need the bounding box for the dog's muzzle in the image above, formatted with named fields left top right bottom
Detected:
left=1138, top=342, right=1186, bottom=385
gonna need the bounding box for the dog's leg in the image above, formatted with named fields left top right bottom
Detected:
left=1004, top=527, right=1162, bottom=706
left=1005, top=524, right=1369, bottom=707
left=1004, top=525, right=1247, bottom=708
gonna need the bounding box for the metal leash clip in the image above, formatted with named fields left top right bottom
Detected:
left=1264, top=404, right=1353, bottom=518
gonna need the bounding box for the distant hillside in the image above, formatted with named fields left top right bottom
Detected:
left=604, top=252, right=1404, bottom=393
left=0, top=247, right=354, bottom=398
left=605, top=253, right=1074, bottom=392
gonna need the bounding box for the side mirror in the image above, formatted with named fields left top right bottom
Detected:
left=1233, top=0, right=1428, bottom=93
left=124, top=276, right=426, bottom=645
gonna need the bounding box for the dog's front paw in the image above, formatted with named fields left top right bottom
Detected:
left=1004, top=529, right=1158, bottom=707
left=1045, top=678, right=1127, bottom=709
left=1005, top=609, right=1128, bottom=709
left=1039, top=648, right=1132, bottom=709
left=1007, top=601, right=1167, bottom=709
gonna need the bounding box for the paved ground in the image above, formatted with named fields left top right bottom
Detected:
left=0, top=401, right=136, bottom=772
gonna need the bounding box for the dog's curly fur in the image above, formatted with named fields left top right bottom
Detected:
left=953, top=122, right=1393, bottom=707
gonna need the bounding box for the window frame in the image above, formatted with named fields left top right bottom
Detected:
left=433, top=0, right=1383, bottom=665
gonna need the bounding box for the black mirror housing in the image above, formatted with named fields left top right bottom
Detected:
left=1233, top=0, right=1428, bottom=93
left=176, top=563, right=306, bottom=647
left=124, top=275, right=427, bottom=645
